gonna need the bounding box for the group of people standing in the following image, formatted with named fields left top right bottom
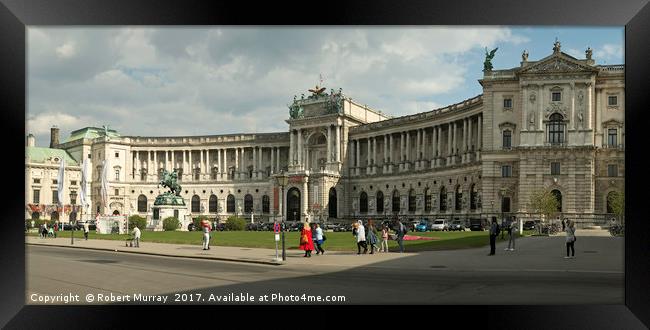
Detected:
left=352, top=219, right=406, bottom=254
left=299, top=223, right=325, bottom=257
left=488, top=216, right=578, bottom=258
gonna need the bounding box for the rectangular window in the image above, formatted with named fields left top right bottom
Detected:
left=501, top=165, right=512, bottom=178
left=33, top=190, right=40, bottom=204
left=88, top=153, right=92, bottom=159
left=552, top=92, right=561, bottom=102
left=115, top=169, right=120, bottom=181
left=503, top=98, right=512, bottom=108
left=71, top=180, right=77, bottom=186
left=551, top=162, right=561, bottom=175
left=608, top=96, right=618, bottom=106
left=52, top=179, right=58, bottom=185
left=114, top=189, right=120, bottom=196
left=70, top=192, right=77, bottom=205
left=33, top=178, right=40, bottom=184
left=608, top=164, right=618, bottom=177
left=608, top=129, right=617, bottom=147
left=52, top=190, right=59, bottom=204
left=502, top=130, right=512, bottom=149
left=115, top=152, right=119, bottom=158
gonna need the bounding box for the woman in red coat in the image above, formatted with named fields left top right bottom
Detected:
left=299, top=222, right=314, bottom=257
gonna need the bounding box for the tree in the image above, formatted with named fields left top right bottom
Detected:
left=163, top=217, right=180, bottom=231
left=607, top=191, right=625, bottom=223
left=529, top=189, right=560, bottom=230
left=128, top=215, right=147, bottom=230
left=225, top=216, right=246, bottom=231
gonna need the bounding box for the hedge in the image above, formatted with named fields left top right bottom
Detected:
left=163, top=217, right=180, bottom=231
left=225, top=216, right=246, bottom=231
left=128, top=215, right=147, bottom=230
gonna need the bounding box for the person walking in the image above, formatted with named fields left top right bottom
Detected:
left=395, top=219, right=407, bottom=253
left=380, top=224, right=389, bottom=253
left=299, top=222, right=314, bottom=257
left=314, top=223, right=325, bottom=255
left=506, top=219, right=517, bottom=251
left=83, top=221, right=90, bottom=240
left=355, top=220, right=368, bottom=255
left=40, top=223, right=46, bottom=238
left=132, top=225, right=141, bottom=248
left=53, top=222, right=59, bottom=238
left=488, top=217, right=498, bottom=256
left=366, top=220, right=379, bottom=254
left=565, top=219, right=577, bottom=259
left=201, top=218, right=211, bottom=250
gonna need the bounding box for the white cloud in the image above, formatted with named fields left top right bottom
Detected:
left=55, top=42, right=76, bottom=59
left=595, top=44, right=623, bottom=61
left=27, top=112, right=84, bottom=136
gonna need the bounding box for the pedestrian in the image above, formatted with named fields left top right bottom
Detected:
left=201, top=218, right=211, bottom=250
left=48, top=225, right=54, bottom=238
left=395, top=218, right=406, bottom=253
left=132, top=225, right=141, bottom=248
left=299, top=222, right=314, bottom=257
left=366, top=219, right=379, bottom=254
left=83, top=221, right=89, bottom=240
left=380, top=224, right=389, bottom=253
left=31, top=220, right=35, bottom=229
left=53, top=222, right=58, bottom=238
left=506, top=219, right=517, bottom=251
left=488, top=217, right=498, bottom=256
left=561, top=218, right=566, bottom=231
left=40, top=223, right=47, bottom=238
left=314, top=223, right=325, bottom=255
left=565, top=219, right=576, bottom=259
left=354, top=220, right=368, bottom=255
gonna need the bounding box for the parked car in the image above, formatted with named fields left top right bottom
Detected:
left=449, top=220, right=465, bottom=231
left=76, top=220, right=97, bottom=231
left=431, top=219, right=449, bottom=231
left=523, top=220, right=536, bottom=230
left=469, top=218, right=488, bottom=231
left=415, top=221, right=429, bottom=232
left=214, top=223, right=226, bottom=231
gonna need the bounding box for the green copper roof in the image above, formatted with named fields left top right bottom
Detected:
left=63, top=127, right=120, bottom=143
left=25, top=147, right=78, bottom=166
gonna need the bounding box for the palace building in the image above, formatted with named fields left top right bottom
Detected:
left=25, top=42, right=624, bottom=226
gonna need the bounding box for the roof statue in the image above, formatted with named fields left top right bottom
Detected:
left=553, top=38, right=561, bottom=53
left=586, top=47, right=593, bottom=60
left=483, top=47, right=498, bottom=72
left=522, top=49, right=529, bottom=62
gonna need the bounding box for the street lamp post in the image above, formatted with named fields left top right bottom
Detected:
left=275, top=171, right=289, bottom=261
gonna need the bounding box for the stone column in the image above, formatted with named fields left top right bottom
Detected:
left=297, top=129, right=303, bottom=169
left=290, top=130, right=295, bottom=166
left=356, top=139, right=360, bottom=176
left=218, top=149, right=223, bottom=179
left=399, top=132, right=404, bottom=171
left=271, top=147, right=275, bottom=174
left=447, top=123, right=452, bottom=164
left=422, top=128, right=426, bottom=167
left=415, top=129, right=421, bottom=169
left=405, top=130, right=410, bottom=169
left=276, top=147, right=280, bottom=173
left=171, top=150, right=175, bottom=171
left=366, top=138, right=371, bottom=174
left=135, top=151, right=140, bottom=180
left=462, top=119, right=467, bottom=163
left=431, top=126, right=437, bottom=168
left=327, top=125, right=332, bottom=163
left=388, top=134, right=393, bottom=173
left=200, top=149, right=204, bottom=181
left=206, top=149, right=211, bottom=180
left=242, top=148, right=246, bottom=179
left=234, top=148, right=239, bottom=180
left=153, top=151, right=157, bottom=179
left=587, top=82, right=593, bottom=130
left=383, top=134, right=388, bottom=172
left=189, top=150, right=193, bottom=180
left=477, top=115, right=482, bottom=160
left=335, top=125, right=341, bottom=163
left=467, top=117, right=472, bottom=161
left=253, top=146, right=257, bottom=178
left=372, top=137, right=377, bottom=175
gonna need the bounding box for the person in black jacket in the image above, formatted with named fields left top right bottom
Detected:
left=488, top=217, right=498, bottom=256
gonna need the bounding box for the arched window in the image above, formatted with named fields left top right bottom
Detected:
left=551, top=189, right=562, bottom=212
left=244, top=194, right=253, bottom=213
left=114, top=168, right=120, bottom=181
left=440, top=187, right=447, bottom=212
left=209, top=195, right=218, bottom=213
left=360, top=192, right=368, bottom=214
left=455, top=186, right=462, bottom=211
left=137, top=194, right=147, bottom=212
left=424, top=188, right=431, bottom=212
left=503, top=130, right=512, bottom=149
left=376, top=191, right=384, bottom=214
left=262, top=195, right=270, bottom=214
left=392, top=190, right=400, bottom=213
left=408, top=189, right=416, bottom=212
left=547, top=113, right=565, bottom=145
left=191, top=195, right=200, bottom=213
left=227, top=194, right=235, bottom=213
left=470, top=184, right=478, bottom=210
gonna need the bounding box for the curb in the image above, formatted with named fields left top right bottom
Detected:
left=26, top=243, right=283, bottom=266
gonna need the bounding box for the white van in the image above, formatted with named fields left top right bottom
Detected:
left=431, top=219, right=449, bottom=231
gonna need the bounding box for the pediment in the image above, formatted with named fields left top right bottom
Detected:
left=520, top=53, right=598, bottom=74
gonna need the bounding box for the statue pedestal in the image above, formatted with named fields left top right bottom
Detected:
left=152, top=193, right=188, bottom=231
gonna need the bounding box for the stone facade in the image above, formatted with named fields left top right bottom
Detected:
left=25, top=43, right=624, bottom=224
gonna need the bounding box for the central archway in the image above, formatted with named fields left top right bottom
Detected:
left=287, top=187, right=301, bottom=222
left=328, top=187, right=337, bottom=219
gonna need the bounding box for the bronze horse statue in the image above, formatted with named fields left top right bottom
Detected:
left=159, top=169, right=182, bottom=196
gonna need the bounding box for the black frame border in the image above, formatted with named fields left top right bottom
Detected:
left=1, top=0, right=648, bottom=328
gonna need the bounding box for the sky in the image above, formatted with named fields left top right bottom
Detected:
left=27, top=26, right=624, bottom=147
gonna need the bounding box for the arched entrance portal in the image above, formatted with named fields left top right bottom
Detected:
left=551, top=189, right=562, bottom=212
left=328, top=187, right=337, bottom=219
left=287, top=187, right=301, bottom=222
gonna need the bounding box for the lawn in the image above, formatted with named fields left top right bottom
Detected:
left=26, top=230, right=534, bottom=252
